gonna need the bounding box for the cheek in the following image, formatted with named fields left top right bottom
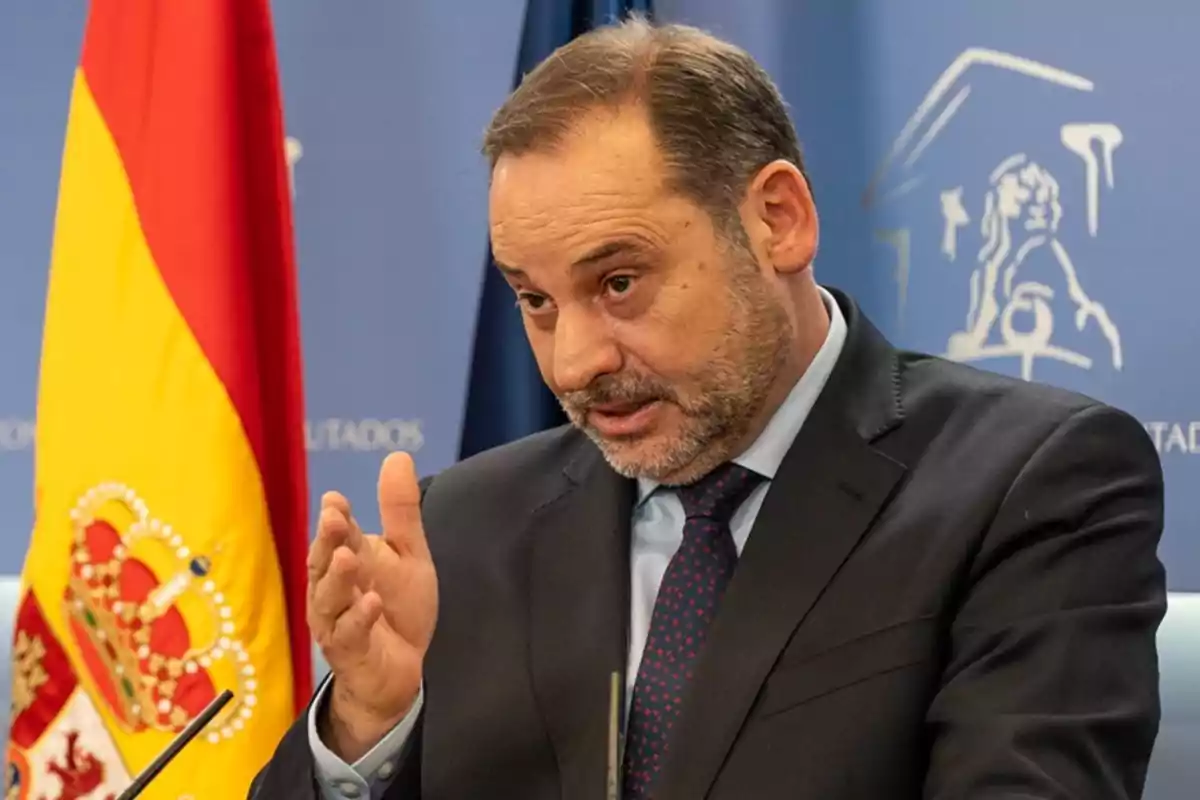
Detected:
left=615, top=286, right=736, bottom=377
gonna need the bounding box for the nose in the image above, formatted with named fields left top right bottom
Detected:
left=552, top=305, right=622, bottom=394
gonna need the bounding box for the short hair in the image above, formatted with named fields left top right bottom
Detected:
left=482, top=15, right=810, bottom=228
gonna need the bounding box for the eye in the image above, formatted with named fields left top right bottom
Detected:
left=515, top=291, right=553, bottom=313
left=604, top=275, right=636, bottom=297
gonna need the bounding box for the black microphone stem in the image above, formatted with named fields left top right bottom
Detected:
left=116, top=688, right=235, bottom=800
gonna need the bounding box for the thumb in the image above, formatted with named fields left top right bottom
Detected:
left=378, top=452, right=430, bottom=560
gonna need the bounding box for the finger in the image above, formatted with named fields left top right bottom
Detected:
left=322, top=490, right=352, bottom=518
left=321, top=492, right=366, bottom=553
left=378, top=452, right=430, bottom=561
left=328, top=591, right=384, bottom=663
left=307, top=505, right=352, bottom=592
left=308, top=496, right=368, bottom=592
left=309, top=547, right=361, bottom=639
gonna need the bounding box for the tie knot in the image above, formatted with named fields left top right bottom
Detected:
left=677, top=463, right=764, bottom=522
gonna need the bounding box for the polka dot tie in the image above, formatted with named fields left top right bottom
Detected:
left=621, top=463, right=764, bottom=799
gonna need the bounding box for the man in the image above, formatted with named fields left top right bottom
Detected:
left=252, top=17, right=1166, bottom=800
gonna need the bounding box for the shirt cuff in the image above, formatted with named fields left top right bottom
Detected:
left=308, top=674, right=424, bottom=799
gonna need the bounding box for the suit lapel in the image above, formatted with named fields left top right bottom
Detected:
left=528, top=444, right=634, bottom=800
left=654, top=291, right=910, bottom=800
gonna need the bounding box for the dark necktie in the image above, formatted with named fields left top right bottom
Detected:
left=621, top=463, right=765, bottom=799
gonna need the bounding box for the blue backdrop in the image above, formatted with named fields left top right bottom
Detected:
left=5, top=1, right=1196, bottom=587
left=1, top=1, right=1197, bottom=793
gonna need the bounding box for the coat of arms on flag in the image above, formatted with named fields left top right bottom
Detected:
left=60, top=483, right=257, bottom=741
left=6, top=480, right=278, bottom=798
left=6, top=591, right=130, bottom=800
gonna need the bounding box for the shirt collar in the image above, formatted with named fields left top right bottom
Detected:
left=636, top=286, right=848, bottom=504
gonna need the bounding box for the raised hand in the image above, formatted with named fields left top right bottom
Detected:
left=307, top=452, right=438, bottom=761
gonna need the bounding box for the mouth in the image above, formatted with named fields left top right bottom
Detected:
left=586, top=399, right=664, bottom=438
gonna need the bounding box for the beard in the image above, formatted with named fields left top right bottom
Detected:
left=556, top=252, right=794, bottom=485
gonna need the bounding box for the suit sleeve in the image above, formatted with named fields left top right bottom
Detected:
left=309, top=679, right=424, bottom=798
left=923, top=404, right=1167, bottom=800
left=246, top=682, right=423, bottom=800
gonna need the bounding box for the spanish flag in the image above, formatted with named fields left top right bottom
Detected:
left=4, top=1, right=310, bottom=797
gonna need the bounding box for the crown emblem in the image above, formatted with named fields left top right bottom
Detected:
left=63, top=483, right=257, bottom=744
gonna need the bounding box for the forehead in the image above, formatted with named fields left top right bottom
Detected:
left=488, top=107, right=684, bottom=261
left=492, top=105, right=665, bottom=204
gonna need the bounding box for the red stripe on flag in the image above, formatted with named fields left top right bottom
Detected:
left=78, top=0, right=312, bottom=713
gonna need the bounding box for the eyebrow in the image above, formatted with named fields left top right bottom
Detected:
left=495, top=238, right=653, bottom=278
left=574, top=239, right=649, bottom=267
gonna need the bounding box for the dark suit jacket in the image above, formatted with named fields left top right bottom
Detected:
left=253, top=289, right=1166, bottom=799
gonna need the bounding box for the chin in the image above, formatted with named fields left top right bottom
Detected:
left=592, top=431, right=718, bottom=485
left=592, top=436, right=662, bottom=476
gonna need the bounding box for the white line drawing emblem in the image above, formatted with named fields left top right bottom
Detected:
left=866, top=49, right=1124, bottom=381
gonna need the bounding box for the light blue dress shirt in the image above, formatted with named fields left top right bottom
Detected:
left=309, top=288, right=848, bottom=799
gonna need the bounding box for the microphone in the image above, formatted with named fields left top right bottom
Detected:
left=606, top=671, right=622, bottom=800
left=115, top=689, right=235, bottom=800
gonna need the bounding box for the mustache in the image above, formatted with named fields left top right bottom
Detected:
left=559, top=373, right=677, bottom=413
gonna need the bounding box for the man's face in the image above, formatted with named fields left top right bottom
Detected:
left=488, top=106, right=794, bottom=484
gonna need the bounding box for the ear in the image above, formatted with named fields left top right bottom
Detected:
left=740, top=160, right=818, bottom=275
